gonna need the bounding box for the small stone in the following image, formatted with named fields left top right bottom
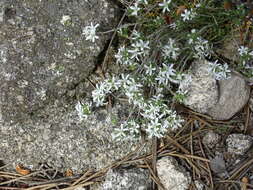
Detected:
left=207, top=72, right=250, bottom=120
left=226, top=134, right=253, bottom=155
left=202, top=131, right=220, bottom=148
left=194, top=180, right=204, bottom=190
left=156, top=157, right=191, bottom=190
left=100, top=168, right=151, bottom=190
left=180, top=60, right=218, bottom=114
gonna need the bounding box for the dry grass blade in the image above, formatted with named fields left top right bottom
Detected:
left=166, top=135, right=190, bottom=154
left=244, top=105, right=250, bottom=134
left=62, top=182, right=94, bottom=190
left=151, top=137, right=158, bottom=190
left=0, top=169, right=56, bottom=186
left=71, top=169, right=93, bottom=186
left=218, top=180, right=253, bottom=188
left=228, top=157, right=253, bottom=180
left=160, top=153, right=210, bottom=162
left=198, top=136, right=214, bottom=189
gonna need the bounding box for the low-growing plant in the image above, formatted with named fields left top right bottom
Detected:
left=78, top=0, right=253, bottom=141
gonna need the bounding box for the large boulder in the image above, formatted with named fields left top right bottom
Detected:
left=0, top=0, right=117, bottom=123
left=0, top=0, right=151, bottom=174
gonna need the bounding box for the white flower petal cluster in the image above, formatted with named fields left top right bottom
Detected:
left=238, top=46, right=250, bottom=56
left=188, top=30, right=212, bottom=58
left=159, top=0, right=172, bottom=13
left=155, top=63, right=178, bottom=85
left=82, top=22, right=99, bottom=43
left=141, top=100, right=183, bottom=138
left=121, top=75, right=143, bottom=104
left=115, top=45, right=135, bottom=66
left=237, top=46, right=253, bottom=65
left=112, top=120, right=141, bottom=141
left=92, top=76, right=121, bottom=107
left=92, top=72, right=184, bottom=140
left=162, top=38, right=180, bottom=60
left=144, top=63, right=156, bottom=76
left=129, top=2, right=140, bottom=16
left=75, top=101, right=92, bottom=120
left=208, top=60, right=231, bottom=80
left=128, top=39, right=150, bottom=61
left=181, top=9, right=196, bottom=21
left=178, top=74, right=192, bottom=93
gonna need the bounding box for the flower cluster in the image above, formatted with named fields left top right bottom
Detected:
left=162, top=38, right=180, bottom=60
left=238, top=46, right=253, bottom=64
left=188, top=29, right=212, bottom=58
left=82, top=22, right=99, bottom=43
left=84, top=0, right=245, bottom=143
left=208, top=60, right=231, bottom=80
left=112, top=98, right=183, bottom=141
left=141, top=100, right=183, bottom=138
left=155, top=63, right=178, bottom=85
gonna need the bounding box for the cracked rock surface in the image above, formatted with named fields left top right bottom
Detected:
left=0, top=0, right=151, bottom=174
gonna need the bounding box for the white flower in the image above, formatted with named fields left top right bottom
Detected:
left=82, top=22, right=99, bottom=42
left=112, top=123, right=128, bottom=141
left=108, top=76, right=122, bottom=90
left=162, top=38, right=179, bottom=60
left=60, top=15, right=71, bottom=25
left=128, top=39, right=150, bottom=61
left=115, top=46, right=134, bottom=66
left=238, top=46, right=249, bottom=56
left=92, top=81, right=111, bottom=107
left=131, top=30, right=141, bottom=40
left=129, top=2, right=140, bottom=16
left=178, top=74, right=192, bottom=92
left=75, top=101, right=92, bottom=120
left=75, top=101, right=84, bottom=120
left=208, top=60, right=231, bottom=80
left=169, top=23, right=177, bottom=30
left=144, top=63, right=156, bottom=76
left=181, top=9, right=196, bottom=21
left=190, top=36, right=212, bottom=58
left=159, top=0, right=172, bottom=13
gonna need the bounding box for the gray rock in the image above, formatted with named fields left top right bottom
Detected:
left=181, top=60, right=250, bottom=120
left=0, top=0, right=119, bottom=123
left=180, top=60, right=218, bottom=114
left=156, top=157, right=191, bottom=190
left=202, top=131, right=220, bottom=148
left=0, top=101, right=151, bottom=174
left=100, top=168, right=151, bottom=190
left=226, top=134, right=253, bottom=155
left=0, top=0, right=151, bottom=174
left=207, top=72, right=250, bottom=120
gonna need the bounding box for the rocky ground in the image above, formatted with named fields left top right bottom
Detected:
left=0, top=0, right=253, bottom=190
